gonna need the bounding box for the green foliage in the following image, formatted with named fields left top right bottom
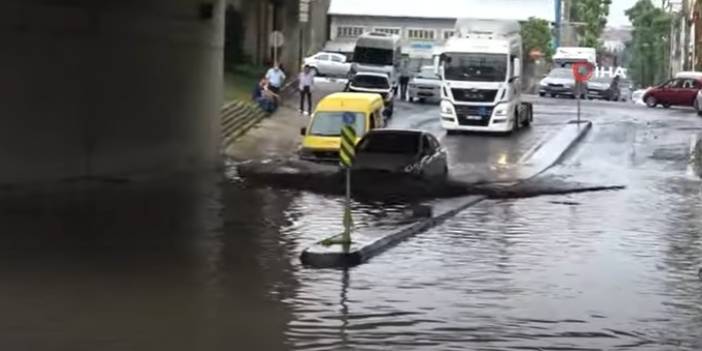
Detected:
left=626, top=0, right=671, bottom=87
left=570, top=0, right=612, bottom=48
left=521, top=17, right=554, bottom=62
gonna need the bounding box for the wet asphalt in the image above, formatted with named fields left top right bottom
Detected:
left=0, top=83, right=701, bottom=350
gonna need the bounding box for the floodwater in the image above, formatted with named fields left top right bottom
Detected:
left=1, top=100, right=701, bottom=350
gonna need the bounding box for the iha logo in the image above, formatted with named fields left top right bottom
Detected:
left=594, top=66, right=628, bottom=79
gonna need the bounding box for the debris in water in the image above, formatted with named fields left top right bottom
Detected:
left=549, top=201, right=582, bottom=206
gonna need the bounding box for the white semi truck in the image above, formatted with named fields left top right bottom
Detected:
left=437, top=19, right=533, bottom=133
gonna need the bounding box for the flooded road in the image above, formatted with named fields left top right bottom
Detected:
left=1, top=98, right=701, bottom=350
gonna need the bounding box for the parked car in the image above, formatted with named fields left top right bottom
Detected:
left=352, top=130, right=448, bottom=180
left=643, top=76, right=702, bottom=108
left=346, top=72, right=395, bottom=116
left=538, top=68, right=578, bottom=98
left=587, top=75, right=620, bottom=101
left=694, top=89, right=702, bottom=116
left=408, top=66, right=441, bottom=103
left=303, top=52, right=351, bottom=77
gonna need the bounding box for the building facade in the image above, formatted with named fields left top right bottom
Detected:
left=325, top=0, right=556, bottom=72
left=227, top=0, right=331, bottom=75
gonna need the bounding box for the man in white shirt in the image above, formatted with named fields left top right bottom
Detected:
left=265, top=63, right=286, bottom=93
left=298, top=65, right=315, bottom=115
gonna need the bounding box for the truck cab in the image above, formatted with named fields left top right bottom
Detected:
left=436, top=19, right=532, bottom=133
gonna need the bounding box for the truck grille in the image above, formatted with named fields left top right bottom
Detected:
left=455, top=105, right=492, bottom=127
left=451, top=88, right=498, bottom=102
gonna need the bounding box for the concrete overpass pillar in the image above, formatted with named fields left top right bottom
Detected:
left=0, top=0, right=225, bottom=184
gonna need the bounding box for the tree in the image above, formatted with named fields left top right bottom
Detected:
left=626, top=0, right=671, bottom=87
left=521, top=17, right=554, bottom=62
left=569, top=0, right=612, bottom=48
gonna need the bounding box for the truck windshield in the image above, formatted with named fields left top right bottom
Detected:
left=443, top=53, right=508, bottom=82
left=353, top=47, right=394, bottom=66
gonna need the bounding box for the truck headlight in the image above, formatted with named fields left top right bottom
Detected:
left=440, top=100, right=454, bottom=115
left=494, top=105, right=508, bottom=116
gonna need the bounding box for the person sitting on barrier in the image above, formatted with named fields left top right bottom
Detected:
left=252, top=78, right=279, bottom=113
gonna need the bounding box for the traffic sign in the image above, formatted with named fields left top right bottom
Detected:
left=339, top=125, right=356, bottom=168
left=342, top=112, right=356, bottom=125
left=572, top=62, right=595, bottom=82
left=268, top=31, right=285, bottom=48
left=299, top=0, right=311, bottom=23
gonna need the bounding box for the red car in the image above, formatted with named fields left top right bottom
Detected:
left=643, top=76, right=702, bottom=108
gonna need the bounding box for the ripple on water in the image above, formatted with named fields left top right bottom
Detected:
left=281, top=170, right=702, bottom=350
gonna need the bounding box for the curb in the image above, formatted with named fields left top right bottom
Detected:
left=300, top=196, right=484, bottom=268
left=522, top=120, right=592, bottom=179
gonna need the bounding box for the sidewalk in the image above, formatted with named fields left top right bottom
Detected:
left=225, top=78, right=344, bottom=161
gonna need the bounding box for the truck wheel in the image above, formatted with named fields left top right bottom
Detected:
left=523, top=107, right=532, bottom=127
left=512, top=112, right=521, bottom=133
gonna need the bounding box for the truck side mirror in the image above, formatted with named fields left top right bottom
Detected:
left=300, top=127, right=307, bottom=135
left=513, top=58, right=521, bottom=80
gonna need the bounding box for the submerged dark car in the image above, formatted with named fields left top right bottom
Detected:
left=351, top=130, right=448, bottom=180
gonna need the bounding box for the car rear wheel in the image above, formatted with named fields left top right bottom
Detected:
left=645, top=96, right=658, bottom=108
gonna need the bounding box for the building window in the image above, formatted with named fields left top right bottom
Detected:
left=443, top=30, right=455, bottom=40
left=374, top=27, right=401, bottom=36
left=407, top=28, right=436, bottom=41
left=337, top=26, right=366, bottom=38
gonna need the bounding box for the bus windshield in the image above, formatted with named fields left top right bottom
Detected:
left=353, top=47, right=394, bottom=66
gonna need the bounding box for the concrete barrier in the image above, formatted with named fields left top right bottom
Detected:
left=300, top=196, right=484, bottom=268
left=518, top=120, right=592, bottom=179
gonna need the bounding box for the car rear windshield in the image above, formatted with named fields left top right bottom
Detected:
left=548, top=68, right=572, bottom=78
left=357, top=133, right=420, bottom=154
left=309, top=112, right=365, bottom=137
left=352, top=75, right=390, bottom=89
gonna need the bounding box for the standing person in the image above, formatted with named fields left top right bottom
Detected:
left=399, top=58, right=411, bottom=101
left=265, top=62, right=286, bottom=94
left=298, top=65, right=315, bottom=115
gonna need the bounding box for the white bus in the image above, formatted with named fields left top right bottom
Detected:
left=351, top=32, right=403, bottom=90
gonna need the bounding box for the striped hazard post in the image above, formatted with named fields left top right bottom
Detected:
left=340, top=113, right=357, bottom=244
left=339, top=125, right=356, bottom=168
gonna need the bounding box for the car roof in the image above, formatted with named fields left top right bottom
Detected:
left=675, top=71, right=702, bottom=79
left=316, top=93, right=384, bottom=112
left=354, top=72, right=390, bottom=79
left=365, top=129, right=425, bottom=136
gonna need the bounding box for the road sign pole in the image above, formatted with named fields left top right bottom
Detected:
left=577, top=83, right=581, bottom=124
left=339, top=113, right=357, bottom=244
left=273, top=34, right=278, bottom=65
left=343, top=167, right=351, bottom=243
